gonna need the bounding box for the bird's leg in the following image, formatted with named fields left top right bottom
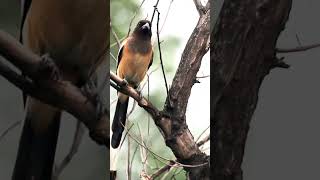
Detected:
left=36, top=53, right=61, bottom=81
left=81, top=74, right=108, bottom=146
left=81, top=73, right=104, bottom=116
left=135, top=84, right=143, bottom=99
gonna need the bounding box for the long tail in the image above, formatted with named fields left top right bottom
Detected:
left=12, top=98, right=61, bottom=180
left=111, top=97, right=129, bottom=148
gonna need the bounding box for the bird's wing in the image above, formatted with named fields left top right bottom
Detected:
left=148, top=51, right=153, bottom=69
left=116, top=39, right=127, bottom=71
left=20, top=0, right=32, bottom=43
left=20, top=0, right=32, bottom=106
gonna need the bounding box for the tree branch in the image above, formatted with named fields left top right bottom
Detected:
left=0, top=120, right=22, bottom=142
left=148, top=132, right=210, bottom=180
left=110, top=72, right=161, bottom=120
left=276, top=43, right=320, bottom=53
left=110, top=21, right=121, bottom=49
left=165, top=2, right=210, bottom=121
left=155, top=9, right=169, bottom=96
left=0, top=30, right=109, bottom=147
left=150, top=0, right=160, bottom=23
left=149, top=161, right=175, bottom=179
left=52, top=121, right=86, bottom=180
left=127, top=0, right=146, bottom=37
left=197, top=135, right=210, bottom=147
left=193, top=0, right=207, bottom=15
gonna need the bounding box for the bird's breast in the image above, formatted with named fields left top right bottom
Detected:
left=24, top=0, right=108, bottom=82
left=118, top=49, right=152, bottom=87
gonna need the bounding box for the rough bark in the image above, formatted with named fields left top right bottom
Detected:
left=212, top=0, right=293, bottom=179
left=163, top=7, right=210, bottom=179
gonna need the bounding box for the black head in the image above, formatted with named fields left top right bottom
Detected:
left=133, top=20, right=152, bottom=39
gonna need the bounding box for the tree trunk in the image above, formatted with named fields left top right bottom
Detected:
left=212, top=0, right=293, bottom=179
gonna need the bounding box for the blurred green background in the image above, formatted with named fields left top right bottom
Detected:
left=0, top=1, right=107, bottom=180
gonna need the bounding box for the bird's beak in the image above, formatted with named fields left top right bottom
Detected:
left=142, top=23, right=150, bottom=31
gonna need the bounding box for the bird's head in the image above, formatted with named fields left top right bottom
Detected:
left=133, top=20, right=152, bottom=39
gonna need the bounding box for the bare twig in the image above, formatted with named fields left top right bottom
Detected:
left=295, top=34, right=302, bottom=46
left=119, top=122, right=135, bottom=149
left=156, top=10, right=169, bottom=96
left=0, top=120, right=22, bottom=142
left=125, top=126, right=202, bottom=169
left=137, top=124, right=148, bottom=174
left=111, top=23, right=121, bottom=49
left=159, top=0, right=174, bottom=33
left=127, top=132, right=131, bottom=180
left=205, top=0, right=210, bottom=10
left=110, top=98, right=117, bottom=106
left=150, top=0, right=160, bottom=23
left=150, top=161, right=175, bottom=179
left=52, top=121, right=86, bottom=180
left=110, top=52, right=117, bottom=63
left=193, top=0, right=206, bottom=15
left=276, top=43, right=320, bottom=53
left=111, top=36, right=126, bottom=48
left=195, top=125, right=210, bottom=143
left=127, top=100, right=137, bottom=117
left=147, top=74, right=151, bottom=136
left=196, top=75, right=210, bottom=79
left=129, top=145, right=139, bottom=173
left=127, top=0, right=147, bottom=37
left=197, top=134, right=210, bottom=147
left=148, top=135, right=209, bottom=180
left=170, top=168, right=184, bottom=180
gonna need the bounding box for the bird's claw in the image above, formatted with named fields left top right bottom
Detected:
left=82, top=80, right=98, bottom=102
left=81, top=79, right=105, bottom=117
left=37, top=53, right=60, bottom=81
left=120, top=79, right=128, bottom=87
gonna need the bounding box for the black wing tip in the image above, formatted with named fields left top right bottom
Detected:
left=111, top=133, right=121, bottom=148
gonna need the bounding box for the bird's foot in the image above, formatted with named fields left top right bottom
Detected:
left=82, top=78, right=108, bottom=147
left=120, top=78, right=128, bottom=87
left=37, top=53, right=61, bottom=81
left=134, top=84, right=144, bottom=99
left=81, top=78, right=104, bottom=116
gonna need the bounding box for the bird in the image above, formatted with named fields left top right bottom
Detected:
left=12, top=0, right=108, bottom=179
left=111, top=20, right=153, bottom=149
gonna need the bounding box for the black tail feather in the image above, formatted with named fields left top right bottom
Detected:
left=12, top=112, right=61, bottom=180
left=111, top=98, right=129, bottom=148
